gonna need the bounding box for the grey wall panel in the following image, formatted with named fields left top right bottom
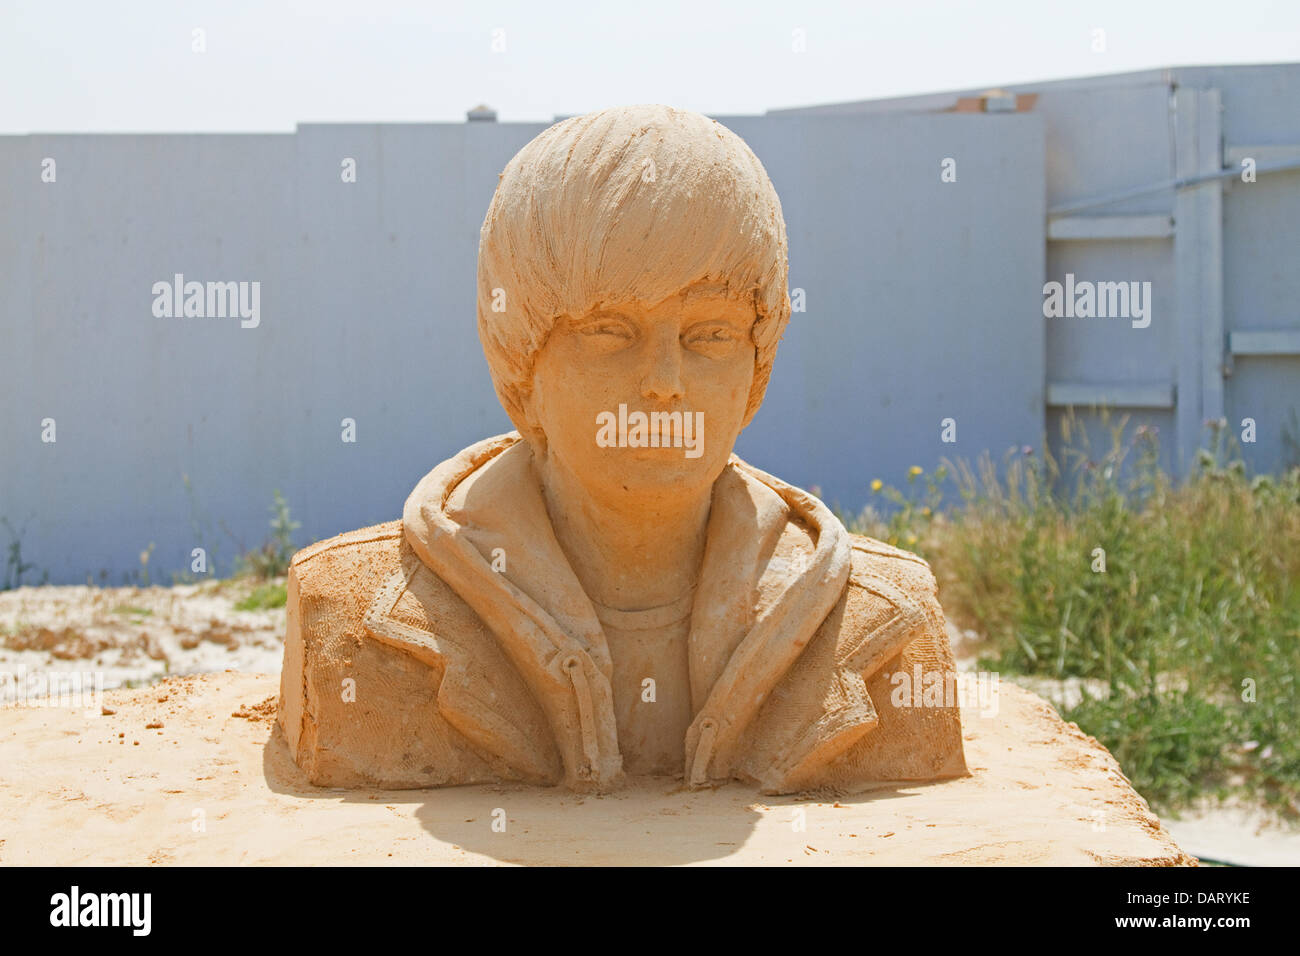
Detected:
left=1033, top=84, right=1174, bottom=215
left=1213, top=66, right=1300, bottom=478
left=1226, top=357, right=1300, bottom=473
left=1044, top=238, right=1177, bottom=383
left=721, top=113, right=1046, bottom=510
left=5, top=134, right=297, bottom=582
left=1223, top=170, right=1300, bottom=334
left=1186, top=65, right=1300, bottom=145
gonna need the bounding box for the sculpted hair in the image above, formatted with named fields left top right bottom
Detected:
left=476, top=103, right=791, bottom=439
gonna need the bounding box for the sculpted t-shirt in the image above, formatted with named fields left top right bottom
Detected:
left=590, top=591, right=695, bottom=776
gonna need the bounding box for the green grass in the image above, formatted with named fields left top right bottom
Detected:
left=234, top=582, right=287, bottom=611
left=846, top=413, right=1300, bottom=819
left=233, top=490, right=300, bottom=580
left=111, top=605, right=152, bottom=618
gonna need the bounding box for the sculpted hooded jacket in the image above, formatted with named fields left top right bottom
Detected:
left=277, top=434, right=966, bottom=794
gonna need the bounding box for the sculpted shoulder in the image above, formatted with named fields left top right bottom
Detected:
left=279, top=519, right=562, bottom=788
left=285, top=521, right=409, bottom=661
left=844, top=533, right=944, bottom=634
left=289, top=520, right=404, bottom=581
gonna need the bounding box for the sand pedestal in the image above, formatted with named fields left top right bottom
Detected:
left=0, top=672, right=1193, bottom=865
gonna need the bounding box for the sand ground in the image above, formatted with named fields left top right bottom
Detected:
left=0, top=670, right=1193, bottom=866
left=0, top=580, right=284, bottom=694
left=6, top=582, right=1293, bottom=865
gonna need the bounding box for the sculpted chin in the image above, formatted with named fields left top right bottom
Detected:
left=277, top=104, right=967, bottom=794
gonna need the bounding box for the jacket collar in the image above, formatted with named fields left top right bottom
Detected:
left=402, top=432, right=851, bottom=788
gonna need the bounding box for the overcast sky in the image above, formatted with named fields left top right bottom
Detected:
left=3, top=0, right=1298, bottom=133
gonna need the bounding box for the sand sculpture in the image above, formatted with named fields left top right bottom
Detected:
left=278, top=104, right=967, bottom=793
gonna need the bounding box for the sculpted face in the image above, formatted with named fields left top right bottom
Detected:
left=523, top=282, right=757, bottom=504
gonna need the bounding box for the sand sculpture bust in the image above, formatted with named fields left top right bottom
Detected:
left=277, top=104, right=966, bottom=793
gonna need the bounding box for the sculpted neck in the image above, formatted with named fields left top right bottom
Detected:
left=534, top=450, right=711, bottom=613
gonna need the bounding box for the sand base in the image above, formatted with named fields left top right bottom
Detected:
left=0, top=671, right=1194, bottom=865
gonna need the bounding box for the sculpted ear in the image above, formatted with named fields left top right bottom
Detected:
left=516, top=386, right=548, bottom=452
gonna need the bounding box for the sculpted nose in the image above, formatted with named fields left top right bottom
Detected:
left=640, top=330, right=685, bottom=403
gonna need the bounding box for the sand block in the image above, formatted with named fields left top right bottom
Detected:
left=0, top=671, right=1193, bottom=865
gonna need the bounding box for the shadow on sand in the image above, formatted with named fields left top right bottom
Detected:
left=260, top=723, right=927, bottom=865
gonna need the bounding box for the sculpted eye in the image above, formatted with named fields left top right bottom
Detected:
left=576, top=317, right=635, bottom=340
left=683, top=323, right=741, bottom=350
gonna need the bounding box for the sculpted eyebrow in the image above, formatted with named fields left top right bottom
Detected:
left=570, top=310, right=627, bottom=326
left=686, top=306, right=754, bottom=327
